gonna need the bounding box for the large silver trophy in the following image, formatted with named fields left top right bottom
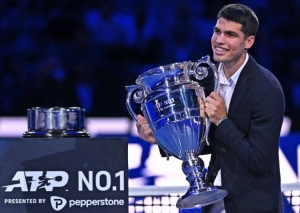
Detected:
left=126, top=55, right=227, bottom=209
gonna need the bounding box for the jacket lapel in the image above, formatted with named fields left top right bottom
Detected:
left=227, top=55, right=256, bottom=118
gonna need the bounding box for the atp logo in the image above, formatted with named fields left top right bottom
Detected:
left=51, top=196, right=67, bottom=211
left=2, top=171, right=69, bottom=192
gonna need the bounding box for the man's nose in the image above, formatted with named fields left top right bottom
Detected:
left=216, top=34, right=225, bottom=43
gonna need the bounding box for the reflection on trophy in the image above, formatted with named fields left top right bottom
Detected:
left=126, top=55, right=228, bottom=209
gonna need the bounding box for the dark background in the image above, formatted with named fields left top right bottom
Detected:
left=0, top=0, right=299, bottom=131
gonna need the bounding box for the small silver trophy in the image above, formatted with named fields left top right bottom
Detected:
left=23, top=107, right=90, bottom=138
left=126, top=55, right=227, bottom=209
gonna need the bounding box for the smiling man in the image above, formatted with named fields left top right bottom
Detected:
left=201, top=4, right=285, bottom=213
left=136, top=4, right=285, bottom=213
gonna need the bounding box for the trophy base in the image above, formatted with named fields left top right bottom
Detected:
left=176, top=188, right=228, bottom=209
left=22, top=130, right=91, bottom=138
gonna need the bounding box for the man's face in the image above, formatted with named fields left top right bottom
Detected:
left=211, top=17, right=253, bottom=65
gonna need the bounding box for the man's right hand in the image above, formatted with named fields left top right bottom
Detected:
left=136, top=114, right=157, bottom=144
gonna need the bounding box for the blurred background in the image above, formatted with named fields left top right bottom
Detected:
left=0, top=0, right=300, bottom=212
left=0, top=0, right=299, bottom=131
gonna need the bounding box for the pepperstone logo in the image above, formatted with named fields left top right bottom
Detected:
left=50, top=196, right=67, bottom=211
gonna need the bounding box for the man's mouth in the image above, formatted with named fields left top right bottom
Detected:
left=214, top=46, right=228, bottom=53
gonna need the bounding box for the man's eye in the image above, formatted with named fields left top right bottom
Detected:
left=214, top=30, right=220, bottom=35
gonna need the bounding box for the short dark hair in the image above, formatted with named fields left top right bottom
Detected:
left=217, top=4, right=259, bottom=38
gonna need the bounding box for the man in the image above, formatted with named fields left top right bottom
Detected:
left=136, top=4, right=285, bottom=213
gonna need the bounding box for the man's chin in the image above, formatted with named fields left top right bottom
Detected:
left=213, top=54, right=228, bottom=63
left=213, top=55, right=223, bottom=63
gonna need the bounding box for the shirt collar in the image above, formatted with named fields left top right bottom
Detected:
left=218, top=53, right=249, bottom=86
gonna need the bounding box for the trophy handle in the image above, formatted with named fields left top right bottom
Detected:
left=200, top=88, right=210, bottom=146
left=195, top=87, right=210, bottom=148
left=191, top=55, right=219, bottom=146
left=193, top=55, right=219, bottom=93
left=125, top=85, right=143, bottom=122
left=198, top=94, right=210, bottom=146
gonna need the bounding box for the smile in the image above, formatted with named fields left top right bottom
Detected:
left=215, top=46, right=228, bottom=52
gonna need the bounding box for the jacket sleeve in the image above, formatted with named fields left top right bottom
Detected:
left=214, top=85, right=285, bottom=174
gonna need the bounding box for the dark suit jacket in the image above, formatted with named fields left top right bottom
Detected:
left=203, top=55, right=285, bottom=213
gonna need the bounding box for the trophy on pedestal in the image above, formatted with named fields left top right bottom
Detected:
left=125, top=55, right=227, bottom=209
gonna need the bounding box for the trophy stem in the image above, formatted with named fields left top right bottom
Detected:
left=176, top=156, right=228, bottom=209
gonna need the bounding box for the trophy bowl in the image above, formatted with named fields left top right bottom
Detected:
left=22, top=107, right=90, bottom=138
left=126, top=55, right=227, bottom=209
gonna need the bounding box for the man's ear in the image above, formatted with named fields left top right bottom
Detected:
left=244, top=35, right=255, bottom=50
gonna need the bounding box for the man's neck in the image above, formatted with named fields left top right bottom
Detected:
left=222, top=53, right=247, bottom=79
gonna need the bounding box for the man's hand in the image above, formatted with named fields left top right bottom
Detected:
left=205, top=88, right=227, bottom=126
left=136, top=114, right=157, bottom=144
